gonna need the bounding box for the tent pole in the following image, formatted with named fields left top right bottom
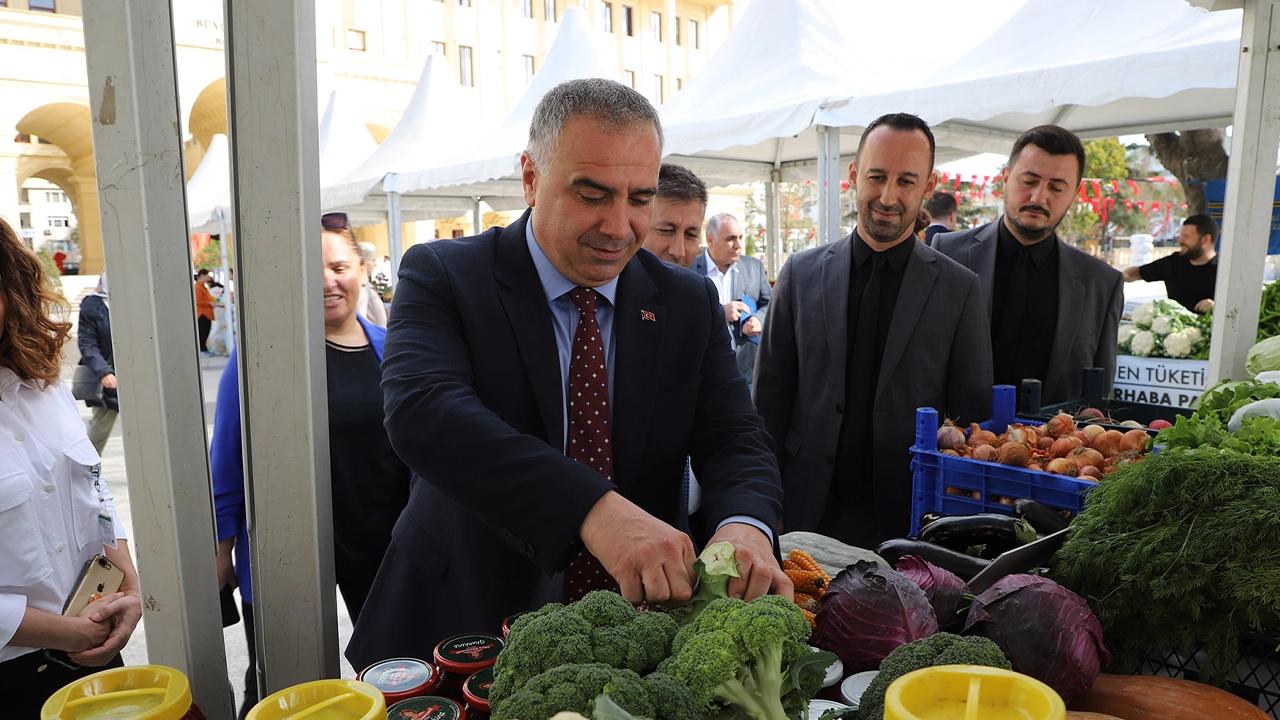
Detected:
left=816, top=124, right=842, bottom=247
left=765, top=169, right=781, bottom=280
left=218, top=208, right=235, bottom=355
left=387, top=184, right=403, bottom=289
left=473, top=197, right=483, bottom=234
left=1208, top=0, right=1280, bottom=383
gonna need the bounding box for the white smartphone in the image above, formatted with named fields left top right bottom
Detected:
left=62, top=553, right=125, bottom=618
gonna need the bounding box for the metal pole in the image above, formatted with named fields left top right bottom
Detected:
left=815, top=125, right=842, bottom=247
left=473, top=196, right=483, bottom=234
left=225, top=0, right=339, bottom=691
left=387, top=185, right=403, bottom=289
left=81, top=1, right=233, bottom=715
left=765, top=169, right=782, bottom=281
left=218, top=209, right=235, bottom=355
left=1209, top=0, right=1280, bottom=383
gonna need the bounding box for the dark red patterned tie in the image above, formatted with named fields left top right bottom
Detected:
left=563, top=287, right=619, bottom=602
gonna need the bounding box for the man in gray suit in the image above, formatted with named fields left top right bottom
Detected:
left=933, top=125, right=1123, bottom=404
left=754, top=113, right=992, bottom=547
left=691, top=213, right=771, bottom=381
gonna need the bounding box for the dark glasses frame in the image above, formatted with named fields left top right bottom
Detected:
left=321, top=212, right=349, bottom=230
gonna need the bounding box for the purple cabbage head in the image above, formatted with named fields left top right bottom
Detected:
left=810, top=560, right=939, bottom=672
left=964, top=574, right=1111, bottom=703
left=895, top=555, right=969, bottom=622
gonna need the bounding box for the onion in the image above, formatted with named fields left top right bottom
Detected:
left=1081, top=424, right=1105, bottom=441
left=1069, top=446, right=1105, bottom=472
left=1071, top=430, right=1090, bottom=443
left=998, top=443, right=1031, bottom=467
left=937, top=423, right=966, bottom=451
left=1091, top=430, right=1124, bottom=457
left=1046, top=413, right=1077, bottom=438
left=1037, top=436, right=1055, bottom=451
left=1120, top=428, right=1150, bottom=453
left=1007, top=424, right=1038, bottom=446
left=941, top=449, right=961, bottom=456
left=1046, top=457, right=1078, bottom=476
left=1026, top=462, right=1043, bottom=472
left=971, top=444, right=999, bottom=462
left=1050, top=436, right=1084, bottom=458
left=967, top=424, right=999, bottom=447
left=1079, top=465, right=1102, bottom=480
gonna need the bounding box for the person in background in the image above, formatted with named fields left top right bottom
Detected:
left=754, top=112, right=992, bottom=549
left=922, top=191, right=958, bottom=246
left=194, top=268, right=215, bottom=354
left=934, top=125, right=1123, bottom=404
left=642, top=163, right=708, bottom=268
left=354, top=236, right=389, bottom=326
left=1122, top=214, right=1218, bottom=313
left=0, top=217, right=141, bottom=717
left=77, top=273, right=118, bottom=454
left=211, top=217, right=409, bottom=719
left=692, top=213, right=771, bottom=383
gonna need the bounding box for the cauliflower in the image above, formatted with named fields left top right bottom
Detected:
left=1151, top=314, right=1181, bottom=337
left=1130, top=330, right=1157, bottom=357
left=1163, top=330, right=1194, bottom=358
left=1131, top=302, right=1156, bottom=329
left=1117, top=324, right=1138, bottom=352
left=1182, top=326, right=1203, bottom=346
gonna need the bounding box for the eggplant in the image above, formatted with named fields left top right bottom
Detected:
left=917, top=513, right=1024, bottom=555
left=1014, top=498, right=1070, bottom=535
left=875, top=538, right=990, bottom=579
left=917, top=512, right=947, bottom=530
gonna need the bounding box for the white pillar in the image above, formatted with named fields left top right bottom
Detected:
left=218, top=209, right=236, bottom=355
left=387, top=186, right=403, bottom=288
left=765, top=170, right=781, bottom=279
left=474, top=196, right=483, bottom=234
left=816, top=125, right=842, bottom=247
left=1209, top=0, right=1280, bottom=382
left=225, top=0, right=340, bottom=691
left=81, top=1, right=234, bottom=716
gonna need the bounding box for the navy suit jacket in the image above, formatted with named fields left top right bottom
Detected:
left=690, top=253, right=771, bottom=379
left=347, top=211, right=782, bottom=666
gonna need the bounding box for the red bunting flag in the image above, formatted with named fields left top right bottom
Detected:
left=1110, top=179, right=1120, bottom=194
left=940, top=172, right=950, bottom=184
left=1137, top=201, right=1145, bottom=211
left=1124, top=200, right=1133, bottom=210
left=1126, top=179, right=1140, bottom=195
left=1091, top=180, right=1103, bottom=199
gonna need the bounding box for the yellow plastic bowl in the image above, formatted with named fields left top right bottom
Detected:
left=247, top=679, right=386, bottom=720
left=41, top=664, right=192, bottom=720
left=884, top=665, right=1066, bottom=720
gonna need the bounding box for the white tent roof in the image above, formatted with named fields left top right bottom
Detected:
left=818, top=0, right=1241, bottom=145
left=317, top=89, right=379, bottom=188
left=390, top=6, right=617, bottom=202
left=321, top=55, right=480, bottom=220
left=187, top=133, right=231, bottom=233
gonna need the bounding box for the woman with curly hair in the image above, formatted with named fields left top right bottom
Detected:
left=0, top=217, right=142, bottom=714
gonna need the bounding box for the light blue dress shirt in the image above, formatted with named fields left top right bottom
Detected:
left=525, top=218, right=772, bottom=545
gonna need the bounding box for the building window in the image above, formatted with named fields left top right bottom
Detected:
left=688, top=19, right=699, bottom=49
left=28, top=0, right=55, bottom=11
left=650, top=11, right=661, bottom=41
left=19, top=212, right=31, bottom=229
left=676, top=77, right=683, bottom=91
left=14, top=132, right=30, bottom=143
left=48, top=216, right=69, bottom=228
left=346, top=29, right=366, bottom=51
left=599, top=2, right=612, bottom=32
left=544, top=0, right=555, bottom=21
left=522, top=55, right=536, bottom=84
left=651, top=75, right=663, bottom=103
left=432, top=41, right=447, bottom=56
left=624, top=70, right=636, bottom=89
left=675, top=16, right=682, bottom=45
left=459, top=45, right=474, bottom=86
left=623, top=6, right=634, bottom=36
left=522, top=0, right=533, bottom=18
left=44, top=190, right=66, bottom=203
left=457, top=0, right=471, bottom=6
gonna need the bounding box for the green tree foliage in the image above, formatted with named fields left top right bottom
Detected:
left=1083, top=138, right=1128, bottom=181
left=193, top=238, right=222, bottom=271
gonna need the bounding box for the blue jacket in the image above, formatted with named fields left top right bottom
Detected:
left=211, top=315, right=386, bottom=605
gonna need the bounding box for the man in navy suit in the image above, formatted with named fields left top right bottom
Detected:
left=347, top=79, right=789, bottom=667
left=690, top=214, right=772, bottom=382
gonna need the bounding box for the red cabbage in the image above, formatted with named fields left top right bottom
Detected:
left=810, top=560, right=938, bottom=672
left=963, top=574, right=1111, bottom=703
left=895, top=555, right=968, bottom=622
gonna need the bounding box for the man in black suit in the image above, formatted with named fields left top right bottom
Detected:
left=347, top=79, right=788, bottom=667
left=754, top=113, right=992, bottom=549
left=922, top=191, right=957, bottom=246
left=933, top=125, right=1123, bottom=404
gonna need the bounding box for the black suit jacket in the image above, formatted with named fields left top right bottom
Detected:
left=347, top=211, right=782, bottom=667
left=753, top=236, right=992, bottom=542
left=933, top=220, right=1124, bottom=403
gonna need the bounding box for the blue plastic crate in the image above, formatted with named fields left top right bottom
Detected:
left=909, top=385, right=1099, bottom=537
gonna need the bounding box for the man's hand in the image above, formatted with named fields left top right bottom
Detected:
left=723, top=301, right=750, bottom=324
left=1195, top=298, right=1214, bottom=313
left=216, top=537, right=237, bottom=589
left=707, top=523, right=793, bottom=602
left=52, top=596, right=117, bottom=653
left=100, top=373, right=117, bottom=390
left=579, top=491, right=696, bottom=605
left=742, top=316, right=762, bottom=337
left=68, top=591, right=142, bottom=666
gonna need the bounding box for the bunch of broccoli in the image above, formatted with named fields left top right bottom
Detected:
left=658, top=595, right=835, bottom=720
left=852, top=633, right=1010, bottom=720
left=492, top=663, right=699, bottom=720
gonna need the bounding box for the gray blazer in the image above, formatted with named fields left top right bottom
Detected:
left=691, top=252, right=772, bottom=379
left=932, top=220, right=1124, bottom=403
left=753, top=236, right=992, bottom=539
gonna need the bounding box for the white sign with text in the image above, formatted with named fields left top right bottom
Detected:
left=1112, top=355, right=1208, bottom=408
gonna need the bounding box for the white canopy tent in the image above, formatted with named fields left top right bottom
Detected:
left=317, top=88, right=379, bottom=190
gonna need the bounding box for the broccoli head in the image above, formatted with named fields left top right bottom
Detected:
left=491, top=592, right=680, bottom=708
left=657, top=594, right=835, bottom=720
left=854, top=633, right=1010, bottom=720
left=492, top=663, right=654, bottom=720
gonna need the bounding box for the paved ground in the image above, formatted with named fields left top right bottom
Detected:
left=58, top=275, right=356, bottom=712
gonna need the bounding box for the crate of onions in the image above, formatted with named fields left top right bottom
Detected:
left=908, top=385, right=1152, bottom=536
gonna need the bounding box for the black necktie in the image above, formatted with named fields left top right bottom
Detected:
left=850, top=253, right=886, bottom=416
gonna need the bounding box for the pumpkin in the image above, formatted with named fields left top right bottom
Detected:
left=1066, top=713, right=1124, bottom=720
left=1069, top=674, right=1268, bottom=720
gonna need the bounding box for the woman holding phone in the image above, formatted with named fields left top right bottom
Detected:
left=0, top=217, right=142, bottom=715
